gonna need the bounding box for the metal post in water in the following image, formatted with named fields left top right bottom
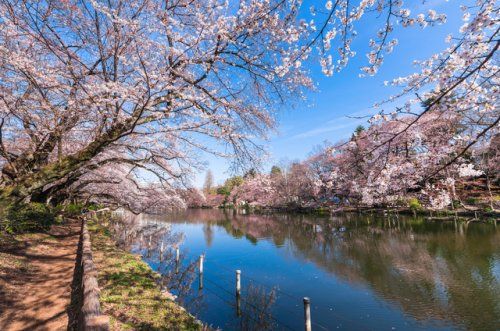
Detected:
left=303, top=297, right=311, bottom=331
left=236, top=270, right=241, bottom=296
left=199, top=255, right=204, bottom=274
left=175, top=248, right=180, bottom=274
left=198, top=254, right=204, bottom=290
left=236, top=293, right=241, bottom=317
left=159, top=241, right=164, bottom=261
left=236, top=270, right=241, bottom=316
left=199, top=273, right=204, bottom=290
left=147, top=235, right=152, bottom=257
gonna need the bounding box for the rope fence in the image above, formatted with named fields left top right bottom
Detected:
left=142, top=243, right=376, bottom=331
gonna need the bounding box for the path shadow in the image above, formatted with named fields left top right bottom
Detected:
left=67, top=227, right=83, bottom=331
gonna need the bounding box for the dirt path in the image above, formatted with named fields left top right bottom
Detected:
left=0, top=221, right=80, bottom=331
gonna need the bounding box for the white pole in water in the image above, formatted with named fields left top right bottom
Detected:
left=175, top=247, right=180, bottom=274
left=160, top=241, right=164, bottom=254
left=303, top=297, right=312, bottom=331
left=199, top=255, right=204, bottom=274
left=236, top=270, right=242, bottom=316
left=236, top=270, right=241, bottom=296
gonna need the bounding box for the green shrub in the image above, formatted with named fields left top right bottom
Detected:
left=4, top=203, right=55, bottom=233
left=466, top=197, right=480, bottom=205
left=64, top=203, right=85, bottom=217
left=408, top=198, right=423, bottom=211
left=87, top=204, right=100, bottom=211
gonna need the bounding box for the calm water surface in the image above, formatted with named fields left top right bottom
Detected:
left=112, top=209, right=500, bottom=331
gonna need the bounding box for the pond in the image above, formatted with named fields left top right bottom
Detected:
left=111, top=209, right=500, bottom=331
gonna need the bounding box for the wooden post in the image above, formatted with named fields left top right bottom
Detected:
left=303, top=297, right=311, bottom=331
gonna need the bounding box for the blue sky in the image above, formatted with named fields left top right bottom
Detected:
left=194, top=0, right=464, bottom=187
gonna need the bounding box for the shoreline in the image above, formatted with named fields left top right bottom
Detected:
left=197, top=206, right=499, bottom=221
left=87, top=217, right=204, bottom=330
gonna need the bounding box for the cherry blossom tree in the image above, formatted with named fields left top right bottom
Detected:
left=230, top=173, right=277, bottom=208
left=306, top=106, right=495, bottom=210
left=311, top=0, right=500, bottom=209
left=180, top=188, right=206, bottom=209
left=370, top=0, right=499, bottom=177
left=0, top=0, right=496, bottom=213
left=0, top=0, right=313, bottom=208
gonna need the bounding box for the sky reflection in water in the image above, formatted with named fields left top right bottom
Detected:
left=113, top=209, right=500, bottom=331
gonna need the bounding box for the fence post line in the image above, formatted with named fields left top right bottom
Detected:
left=303, top=297, right=311, bottom=331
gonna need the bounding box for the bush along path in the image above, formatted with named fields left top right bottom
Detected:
left=0, top=219, right=81, bottom=330
left=87, top=220, right=204, bottom=330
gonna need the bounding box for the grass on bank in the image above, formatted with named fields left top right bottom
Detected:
left=88, top=221, right=203, bottom=331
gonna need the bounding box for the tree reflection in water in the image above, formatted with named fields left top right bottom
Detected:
left=109, top=209, right=499, bottom=330
left=238, top=285, right=277, bottom=331
left=106, top=212, right=204, bottom=313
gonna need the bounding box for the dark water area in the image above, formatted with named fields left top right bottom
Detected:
left=111, top=209, right=500, bottom=331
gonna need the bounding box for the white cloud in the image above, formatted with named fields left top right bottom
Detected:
left=290, top=108, right=373, bottom=139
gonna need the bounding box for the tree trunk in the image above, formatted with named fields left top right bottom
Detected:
left=0, top=116, right=136, bottom=206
